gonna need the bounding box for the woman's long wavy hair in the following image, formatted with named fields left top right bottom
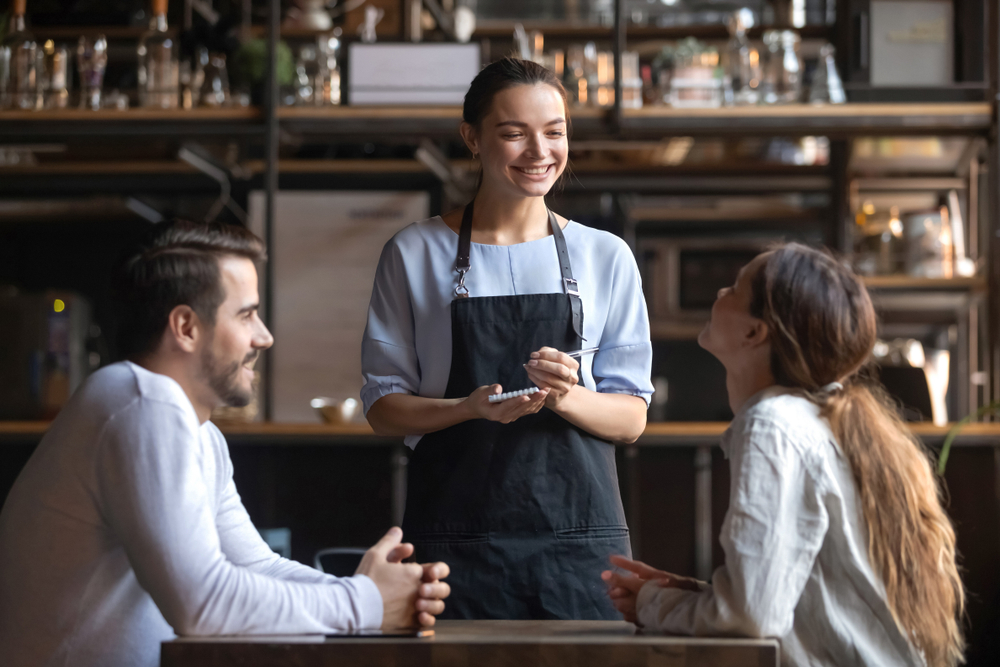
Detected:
left=750, top=243, right=965, bottom=667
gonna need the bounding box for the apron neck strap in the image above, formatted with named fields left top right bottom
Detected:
left=549, top=211, right=586, bottom=342
left=454, top=202, right=585, bottom=341
left=457, top=201, right=474, bottom=274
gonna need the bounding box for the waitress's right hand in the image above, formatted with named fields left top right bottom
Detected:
left=464, top=384, right=549, bottom=424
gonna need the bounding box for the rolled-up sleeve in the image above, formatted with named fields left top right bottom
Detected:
left=361, top=237, right=421, bottom=415
left=592, top=241, right=654, bottom=405
left=636, top=418, right=828, bottom=637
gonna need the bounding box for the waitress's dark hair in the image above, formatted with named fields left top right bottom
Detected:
left=462, top=56, right=570, bottom=130
left=748, top=243, right=964, bottom=667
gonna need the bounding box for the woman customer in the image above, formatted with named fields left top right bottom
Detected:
left=361, top=57, right=653, bottom=620
left=603, top=243, right=964, bottom=666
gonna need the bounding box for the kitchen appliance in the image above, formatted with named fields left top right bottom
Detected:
left=0, top=289, right=96, bottom=420
left=638, top=237, right=780, bottom=321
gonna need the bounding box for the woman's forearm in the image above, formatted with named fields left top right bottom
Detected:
left=366, top=393, right=473, bottom=437
left=551, top=387, right=648, bottom=444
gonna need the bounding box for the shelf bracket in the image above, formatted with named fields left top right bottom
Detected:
left=178, top=143, right=248, bottom=224
left=415, top=139, right=475, bottom=205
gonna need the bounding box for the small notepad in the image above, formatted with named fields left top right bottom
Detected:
left=488, top=387, right=540, bottom=403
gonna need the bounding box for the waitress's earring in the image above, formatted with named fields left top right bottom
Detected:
left=472, top=151, right=479, bottom=160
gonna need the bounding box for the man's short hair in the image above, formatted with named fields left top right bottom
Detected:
left=113, top=220, right=266, bottom=358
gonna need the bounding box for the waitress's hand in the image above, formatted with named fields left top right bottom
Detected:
left=524, top=346, right=579, bottom=409
left=463, top=384, right=549, bottom=424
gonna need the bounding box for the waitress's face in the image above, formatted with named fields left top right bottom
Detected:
left=465, top=83, right=568, bottom=199
left=697, top=253, right=770, bottom=365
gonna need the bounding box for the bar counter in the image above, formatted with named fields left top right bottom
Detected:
left=161, top=620, right=779, bottom=667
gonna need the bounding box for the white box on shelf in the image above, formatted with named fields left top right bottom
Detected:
left=347, top=43, right=481, bottom=105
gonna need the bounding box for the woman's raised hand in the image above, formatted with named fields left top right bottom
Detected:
left=463, top=384, right=549, bottom=424
left=524, top=346, right=579, bottom=408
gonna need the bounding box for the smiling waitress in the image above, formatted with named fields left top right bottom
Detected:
left=361, top=57, right=654, bottom=620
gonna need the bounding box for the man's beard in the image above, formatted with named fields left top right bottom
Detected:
left=201, top=347, right=256, bottom=407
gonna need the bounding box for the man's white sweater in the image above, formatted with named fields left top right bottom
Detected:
left=0, top=361, right=382, bottom=667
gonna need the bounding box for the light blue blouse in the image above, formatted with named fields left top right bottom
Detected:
left=361, top=216, right=655, bottom=448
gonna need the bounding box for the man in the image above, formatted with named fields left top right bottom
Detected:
left=0, top=221, right=450, bottom=667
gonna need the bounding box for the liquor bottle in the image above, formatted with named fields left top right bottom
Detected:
left=0, top=0, right=39, bottom=110
left=137, top=0, right=179, bottom=108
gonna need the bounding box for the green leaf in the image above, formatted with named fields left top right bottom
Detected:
left=936, top=400, right=1000, bottom=475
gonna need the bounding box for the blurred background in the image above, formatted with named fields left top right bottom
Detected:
left=1, top=0, right=999, bottom=661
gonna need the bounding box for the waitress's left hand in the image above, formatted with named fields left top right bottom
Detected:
left=524, top=346, right=579, bottom=410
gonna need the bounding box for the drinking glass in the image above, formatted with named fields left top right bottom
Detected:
left=198, top=53, right=230, bottom=108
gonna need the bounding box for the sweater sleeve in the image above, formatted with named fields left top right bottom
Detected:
left=95, top=399, right=382, bottom=636
left=636, top=418, right=828, bottom=637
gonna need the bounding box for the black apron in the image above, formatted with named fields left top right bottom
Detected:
left=402, top=202, right=631, bottom=620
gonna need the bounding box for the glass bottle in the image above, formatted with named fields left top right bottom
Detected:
left=0, top=0, right=39, bottom=110
left=317, top=32, right=341, bottom=106
left=40, top=40, right=68, bottom=109
left=564, top=45, right=587, bottom=107
left=808, top=43, right=846, bottom=104
left=724, top=8, right=760, bottom=106
left=761, top=30, right=802, bottom=104
left=137, top=0, right=179, bottom=109
left=76, top=35, right=107, bottom=110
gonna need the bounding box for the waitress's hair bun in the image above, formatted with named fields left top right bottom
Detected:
left=462, top=57, right=570, bottom=129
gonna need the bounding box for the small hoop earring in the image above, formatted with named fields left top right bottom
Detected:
left=472, top=152, right=478, bottom=160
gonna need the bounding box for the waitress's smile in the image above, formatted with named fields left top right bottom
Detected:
left=512, top=163, right=556, bottom=180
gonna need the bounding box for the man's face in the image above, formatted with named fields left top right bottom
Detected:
left=198, top=256, right=273, bottom=408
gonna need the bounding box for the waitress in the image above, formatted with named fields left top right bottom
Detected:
left=361, top=57, right=653, bottom=620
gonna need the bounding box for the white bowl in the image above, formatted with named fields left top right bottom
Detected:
left=311, top=397, right=360, bottom=424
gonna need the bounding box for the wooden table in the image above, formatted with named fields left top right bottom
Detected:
left=161, top=620, right=779, bottom=666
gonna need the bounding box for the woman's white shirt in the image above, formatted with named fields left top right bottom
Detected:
left=636, top=387, right=923, bottom=667
left=361, top=216, right=655, bottom=448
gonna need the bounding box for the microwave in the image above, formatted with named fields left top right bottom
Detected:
left=638, top=237, right=780, bottom=329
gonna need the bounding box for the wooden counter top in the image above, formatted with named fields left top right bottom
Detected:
left=161, top=619, right=779, bottom=667
left=3, top=420, right=999, bottom=445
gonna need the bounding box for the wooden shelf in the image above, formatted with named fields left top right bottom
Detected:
left=0, top=107, right=263, bottom=139
left=29, top=26, right=164, bottom=40
left=862, top=275, right=987, bottom=291
left=278, top=105, right=607, bottom=138
left=276, top=103, right=992, bottom=139
left=620, top=103, right=993, bottom=137
left=0, top=104, right=988, bottom=141
left=472, top=20, right=833, bottom=41
left=4, top=420, right=999, bottom=446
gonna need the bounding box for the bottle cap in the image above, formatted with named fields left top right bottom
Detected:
left=13, top=0, right=27, bottom=17
left=152, top=0, right=168, bottom=16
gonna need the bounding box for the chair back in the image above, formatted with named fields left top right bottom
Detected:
left=313, top=547, right=367, bottom=577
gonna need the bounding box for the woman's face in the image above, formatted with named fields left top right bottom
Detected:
left=464, top=83, right=569, bottom=199
left=697, top=253, right=770, bottom=365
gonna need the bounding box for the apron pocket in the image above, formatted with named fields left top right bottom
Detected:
left=409, top=531, right=489, bottom=545
left=553, top=525, right=630, bottom=541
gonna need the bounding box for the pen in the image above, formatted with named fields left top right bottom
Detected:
left=567, top=347, right=599, bottom=359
